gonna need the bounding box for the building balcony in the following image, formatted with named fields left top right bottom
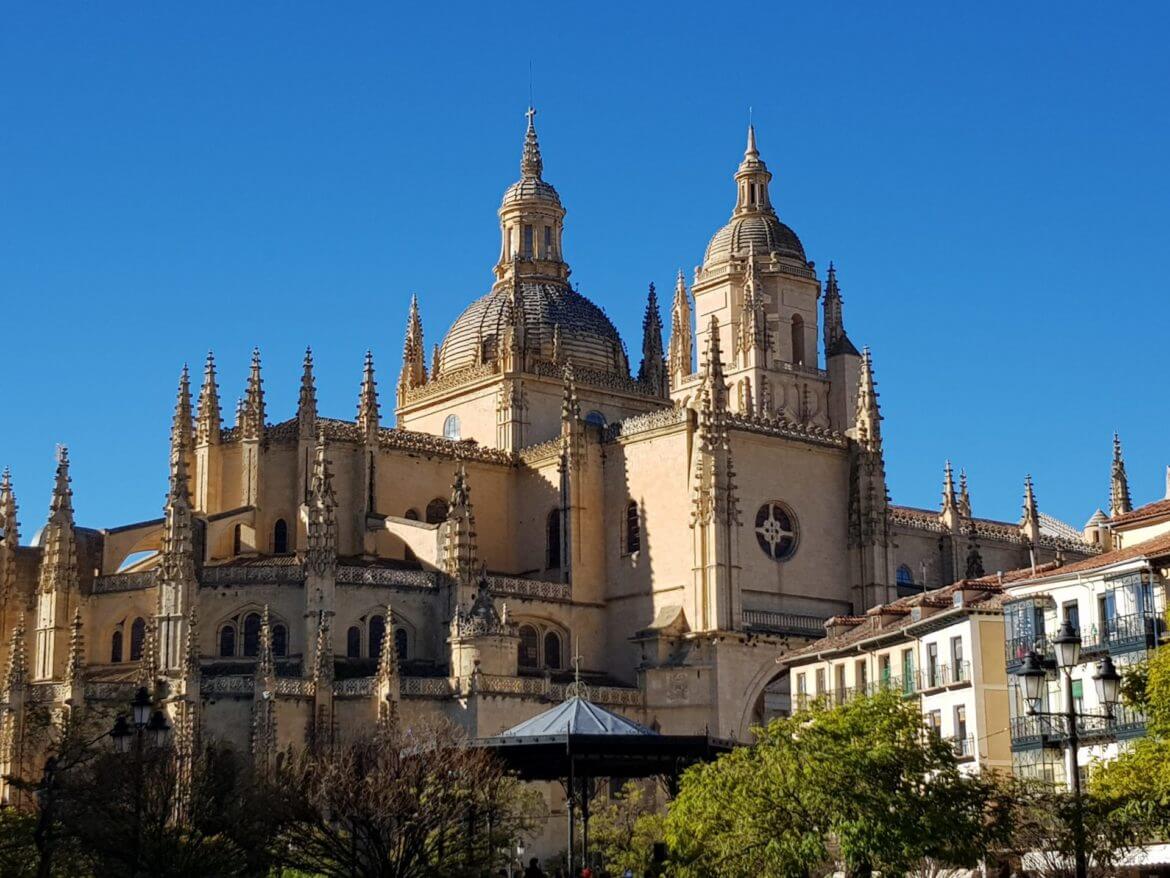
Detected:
left=1010, top=705, right=1147, bottom=751
left=919, top=661, right=972, bottom=692
left=950, top=735, right=976, bottom=761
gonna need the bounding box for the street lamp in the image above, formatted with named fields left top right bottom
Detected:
left=111, top=714, right=132, bottom=754
left=131, top=687, right=153, bottom=728
left=1012, top=626, right=1121, bottom=878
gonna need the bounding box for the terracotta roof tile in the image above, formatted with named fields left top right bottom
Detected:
left=1008, top=529, right=1170, bottom=585
left=1109, top=498, right=1170, bottom=527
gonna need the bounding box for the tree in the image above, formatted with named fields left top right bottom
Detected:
left=267, top=721, right=543, bottom=878
left=665, top=690, right=1004, bottom=878
left=1093, top=629, right=1170, bottom=836
left=589, top=780, right=667, bottom=876
left=996, top=777, right=1145, bottom=878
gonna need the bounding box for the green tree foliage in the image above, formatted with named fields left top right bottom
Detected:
left=997, top=776, right=1145, bottom=878
left=665, top=690, right=1004, bottom=878
left=1093, top=632, right=1170, bottom=835
left=589, top=781, right=666, bottom=876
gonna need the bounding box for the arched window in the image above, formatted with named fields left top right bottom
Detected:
left=219, top=624, right=236, bottom=658
left=624, top=501, right=641, bottom=555
left=404, top=508, right=420, bottom=521
left=243, top=612, right=262, bottom=657
left=129, top=617, right=146, bottom=661
left=584, top=411, right=607, bottom=429
left=518, top=625, right=539, bottom=670
left=546, top=510, right=561, bottom=570
left=426, top=498, right=448, bottom=524
left=369, top=614, right=386, bottom=660
left=346, top=626, right=361, bottom=659
left=443, top=415, right=461, bottom=441
left=273, top=519, right=289, bottom=554
left=272, top=624, right=288, bottom=657
left=897, top=564, right=915, bottom=586
left=394, top=628, right=408, bottom=661
left=791, top=314, right=805, bottom=366
left=232, top=524, right=242, bottom=556
left=110, top=629, right=123, bottom=663
left=544, top=631, right=563, bottom=670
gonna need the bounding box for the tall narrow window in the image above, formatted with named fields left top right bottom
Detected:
left=791, top=314, right=805, bottom=365
left=518, top=625, right=539, bottom=669
left=369, top=615, right=386, bottom=660
left=219, top=624, right=236, bottom=658
left=395, top=628, right=408, bottom=661
left=546, top=510, right=562, bottom=570
left=544, top=631, right=563, bottom=670
left=624, top=501, right=641, bottom=555
left=233, top=524, right=242, bottom=555
left=346, top=626, right=361, bottom=659
left=243, top=612, right=262, bottom=657
left=129, top=617, right=146, bottom=661
left=544, top=226, right=552, bottom=257
left=110, top=630, right=123, bottom=663
left=273, top=519, right=289, bottom=554
left=443, top=415, right=461, bottom=441
left=426, top=498, right=449, bottom=524
left=272, top=624, right=288, bottom=657
left=522, top=225, right=534, bottom=258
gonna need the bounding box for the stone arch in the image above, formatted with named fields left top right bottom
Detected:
left=736, top=653, right=797, bottom=741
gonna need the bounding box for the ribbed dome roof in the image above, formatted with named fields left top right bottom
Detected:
left=438, top=280, right=627, bottom=376
left=704, top=212, right=805, bottom=266
left=502, top=177, right=561, bottom=207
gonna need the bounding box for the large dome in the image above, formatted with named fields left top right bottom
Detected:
left=704, top=213, right=805, bottom=266
left=438, top=280, right=627, bottom=376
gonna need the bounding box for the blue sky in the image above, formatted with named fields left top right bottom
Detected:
left=1, top=3, right=1168, bottom=533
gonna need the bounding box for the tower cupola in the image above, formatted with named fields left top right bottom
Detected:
left=495, top=107, right=569, bottom=284
left=734, top=125, right=773, bottom=214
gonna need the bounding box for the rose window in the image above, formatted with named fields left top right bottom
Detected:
left=754, top=502, right=798, bottom=561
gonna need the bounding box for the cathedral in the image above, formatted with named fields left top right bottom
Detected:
left=0, top=109, right=1095, bottom=810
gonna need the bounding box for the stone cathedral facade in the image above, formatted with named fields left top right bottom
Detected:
left=0, top=111, right=1095, bottom=808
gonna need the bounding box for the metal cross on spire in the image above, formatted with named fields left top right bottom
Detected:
left=565, top=636, right=590, bottom=700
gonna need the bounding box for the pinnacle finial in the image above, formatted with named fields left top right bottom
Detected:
left=746, top=123, right=758, bottom=158
left=196, top=351, right=221, bottom=445
left=521, top=106, right=543, bottom=179
left=242, top=348, right=266, bottom=440
left=298, top=346, right=318, bottom=433
left=0, top=467, right=19, bottom=546
left=356, top=350, right=380, bottom=439
left=1110, top=432, right=1133, bottom=517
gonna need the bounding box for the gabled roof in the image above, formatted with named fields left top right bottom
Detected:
left=1007, top=529, right=1170, bottom=587
left=1109, top=498, right=1170, bottom=528
left=499, top=696, right=658, bottom=738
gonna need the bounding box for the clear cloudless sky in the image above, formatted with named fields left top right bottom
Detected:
left=1, top=2, right=1168, bottom=535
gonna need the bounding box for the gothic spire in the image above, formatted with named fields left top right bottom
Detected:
left=172, top=365, right=194, bottom=462
left=852, top=348, right=882, bottom=451
left=958, top=468, right=972, bottom=518
left=521, top=106, right=543, bottom=179
left=306, top=431, right=338, bottom=575
left=241, top=348, right=266, bottom=440
left=3, top=617, right=26, bottom=695
left=699, top=315, right=728, bottom=414
left=64, top=608, right=84, bottom=689
left=637, top=283, right=667, bottom=397
left=195, top=351, right=221, bottom=445
left=739, top=243, right=767, bottom=355
left=1020, top=474, right=1041, bottom=542
left=431, top=344, right=441, bottom=380
left=356, top=351, right=380, bottom=440
left=1, top=467, right=19, bottom=547
left=160, top=369, right=196, bottom=586
left=297, top=347, right=317, bottom=437
left=398, top=297, right=427, bottom=396
left=256, top=605, right=275, bottom=683
left=734, top=124, right=773, bottom=215
left=822, top=262, right=857, bottom=357
left=443, top=463, right=478, bottom=583
left=941, top=460, right=959, bottom=516
left=375, top=604, right=399, bottom=685
left=668, top=269, right=694, bottom=383
left=37, top=447, right=78, bottom=595
left=311, top=609, right=333, bottom=686
left=1110, top=432, right=1133, bottom=518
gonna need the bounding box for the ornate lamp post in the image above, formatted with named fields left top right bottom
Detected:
left=1013, top=621, right=1121, bottom=878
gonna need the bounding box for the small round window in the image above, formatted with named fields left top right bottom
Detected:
left=755, top=501, right=798, bottom=561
